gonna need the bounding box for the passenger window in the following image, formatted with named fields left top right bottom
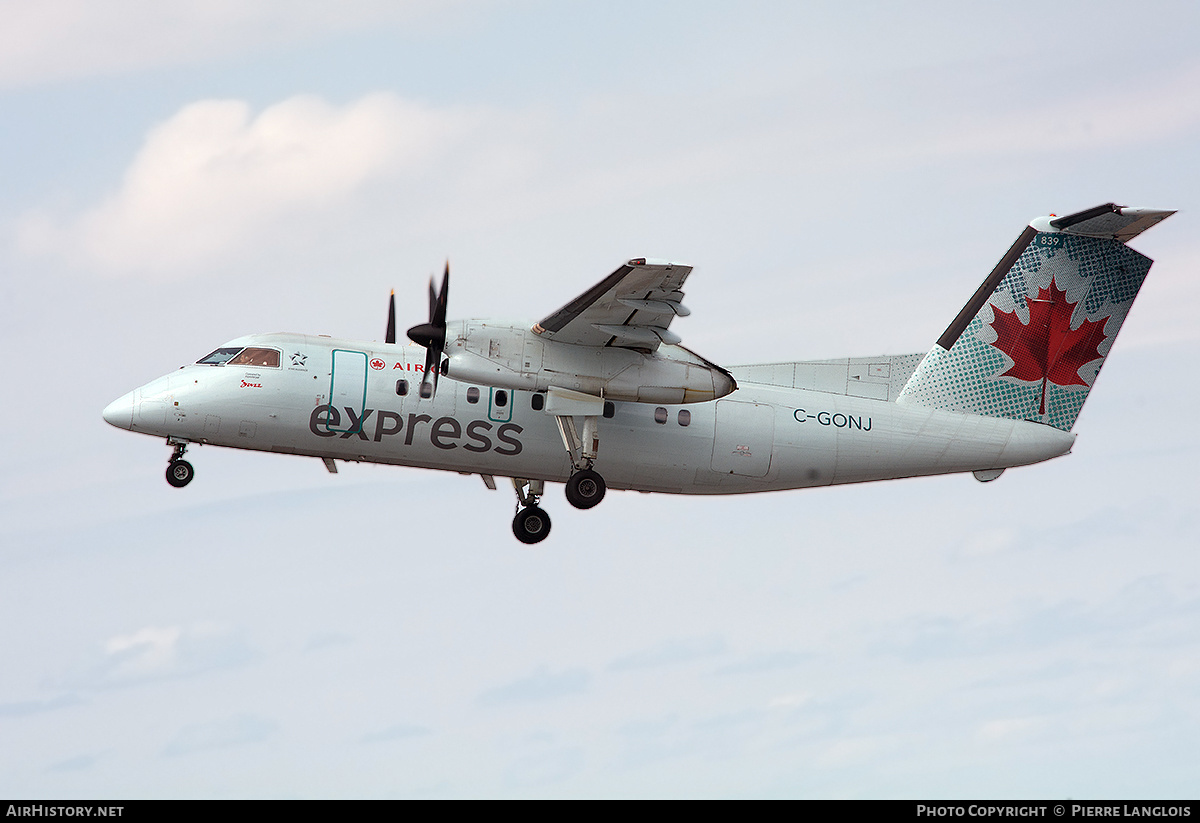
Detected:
left=467, top=387, right=480, bottom=404
left=531, top=393, right=545, bottom=411
left=396, top=380, right=408, bottom=396
left=654, top=407, right=668, bottom=424
left=494, top=390, right=508, bottom=407
left=678, top=409, right=691, bottom=427
left=603, top=401, right=615, bottom=418
left=227, top=347, right=280, bottom=368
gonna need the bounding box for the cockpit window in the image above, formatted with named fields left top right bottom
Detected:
left=227, top=348, right=280, bottom=368
left=196, top=347, right=244, bottom=366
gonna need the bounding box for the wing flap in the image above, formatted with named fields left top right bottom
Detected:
left=533, top=258, right=693, bottom=350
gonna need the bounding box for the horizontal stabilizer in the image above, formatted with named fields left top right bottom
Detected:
left=1041, top=203, right=1175, bottom=242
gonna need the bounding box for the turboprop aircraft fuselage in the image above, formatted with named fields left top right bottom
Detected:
left=103, top=331, right=1074, bottom=495
left=102, top=203, right=1172, bottom=543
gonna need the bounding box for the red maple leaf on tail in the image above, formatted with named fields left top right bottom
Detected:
left=989, top=280, right=1108, bottom=416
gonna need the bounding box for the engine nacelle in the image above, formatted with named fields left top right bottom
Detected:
left=443, top=321, right=735, bottom=404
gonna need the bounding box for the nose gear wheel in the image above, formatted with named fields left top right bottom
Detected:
left=166, top=460, right=194, bottom=487
left=165, top=439, right=195, bottom=487
left=511, top=477, right=551, bottom=544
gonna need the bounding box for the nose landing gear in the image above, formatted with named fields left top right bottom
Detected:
left=511, top=478, right=551, bottom=544
left=513, top=506, right=551, bottom=544
left=165, top=438, right=194, bottom=488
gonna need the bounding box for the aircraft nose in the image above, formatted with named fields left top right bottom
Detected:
left=102, top=391, right=136, bottom=430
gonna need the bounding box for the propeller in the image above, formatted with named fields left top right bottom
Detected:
left=406, top=262, right=450, bottom=399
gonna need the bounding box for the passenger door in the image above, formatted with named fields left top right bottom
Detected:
left=326, top=349, right=368, bottom=435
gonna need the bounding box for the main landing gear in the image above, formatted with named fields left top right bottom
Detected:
left=511, top=478, right=551, bottom=544
left=554, top=413, right=607, bottom=510
left=165, top=438, right=194, bottom=488
left=565, top=468, right=605, bottom=509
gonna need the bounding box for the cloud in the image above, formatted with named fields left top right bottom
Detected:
left=714, top=651, right=814, bottom=676
left=953, top=527, right=1018, bottom=559
left=816, top=735, right=899, bottom=768
left=163, top=713, right=277, bottom=756
left=0, top=693, right=85, bottom=717
left=304, top=632, right=354, bottom=652
left=21, top=58, right=1200, bottom=283
left=768, top=692, right=813, bottom=708
left=361, top=723, right=432, bottom=743
left=477, top=666, right=590, bottom=707
left=20, top=94, right=473, bottom=276
left=608, top=636, right=726, bottom=672
left=60, top=621, right=258, bottom=691
left=757, top=63, right=1200, bottom=176
left=876, top=576, right=1200, bottom=663
left=46, top=753, right=102, bottom=773
left=0, top=1, right=439, bottom=89
left=502, top=746, right=585, bottom=790
left=617, top=714, right=679, bottom=738
left=977, top=716, right=1047, bottom=743
left=919, top=67, right=1200, bottom=160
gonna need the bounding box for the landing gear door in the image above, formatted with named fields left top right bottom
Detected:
left=326, top=349, right=368, bottom=434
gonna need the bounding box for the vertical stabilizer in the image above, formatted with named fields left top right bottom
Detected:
left=897, top=204, right=1173, bottom=431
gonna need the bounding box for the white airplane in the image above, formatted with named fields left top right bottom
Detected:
left=103, top=203, right=1173, bottom=543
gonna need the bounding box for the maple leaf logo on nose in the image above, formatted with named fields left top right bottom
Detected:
left=989, top=280, right=1108, bottom=416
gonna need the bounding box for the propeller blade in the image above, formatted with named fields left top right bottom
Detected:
left=407, top=260, right=451, bottom=399
left=432, top=262, right=449, bottom=328
left=385, top=290, right=396, bottom=345
left=419, top=346, right=440, bottom=399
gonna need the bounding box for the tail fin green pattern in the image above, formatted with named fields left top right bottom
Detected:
left=897, top=204, right=1173, bottom=431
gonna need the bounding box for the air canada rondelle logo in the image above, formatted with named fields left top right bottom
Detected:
left=369, top=358, right=385, bottom=370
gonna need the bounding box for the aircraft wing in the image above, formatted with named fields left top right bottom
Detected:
left=532, top=258, right=693, bottom=350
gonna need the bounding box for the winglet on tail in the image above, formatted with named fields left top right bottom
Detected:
left=897, top=203, right=1174, bottom=431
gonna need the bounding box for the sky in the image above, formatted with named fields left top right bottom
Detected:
left=1, top=0, right=1198, bottom=799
